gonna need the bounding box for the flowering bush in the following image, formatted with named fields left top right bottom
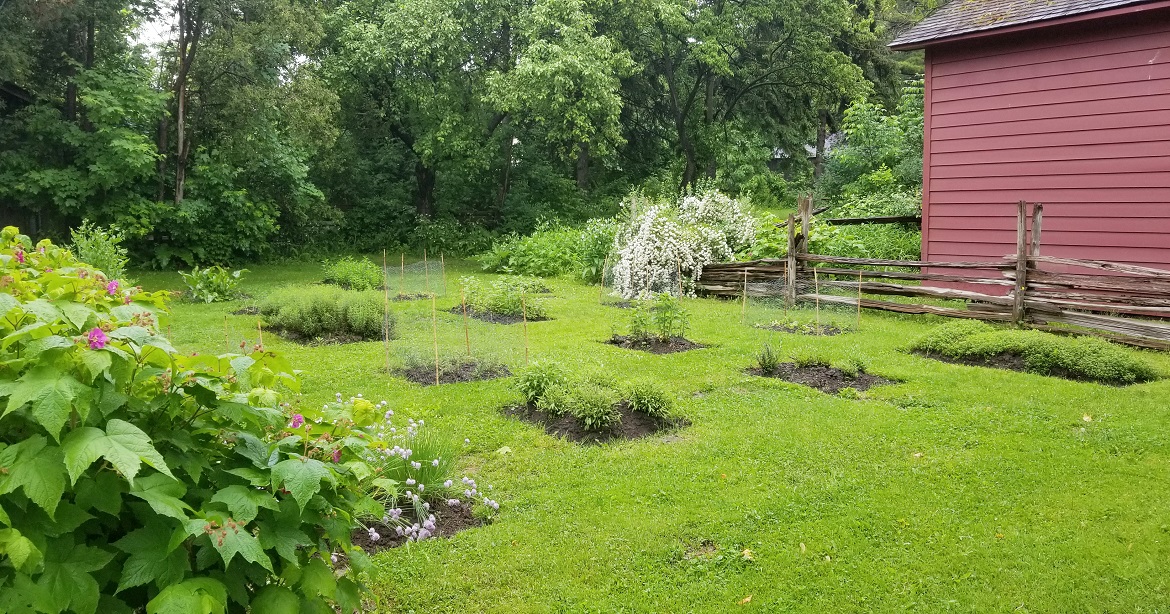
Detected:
left=610, top=189, right=756, bottom=299
left=0, top=227, right=383, bottom=612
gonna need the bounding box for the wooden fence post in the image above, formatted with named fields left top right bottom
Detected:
left=1013, top=200, right=1028, bottom=325
left=1030, top=203, right=1044, bottom=259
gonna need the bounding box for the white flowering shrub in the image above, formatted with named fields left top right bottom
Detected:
left=610, top=189, right=756, bottom=299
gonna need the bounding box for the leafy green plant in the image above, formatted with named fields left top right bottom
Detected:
left=573, top=384, right=622, bottom=432
left=515, top=362, right=569, bottom=405
left=910, top=321, right=1160, bottom=385
left=69, top=220, right=131, bottom=282
left=0, top=226, right=376, bottom=613
left=396, top=352, right=510, bottom=386
left=478, top=218, right=619, bottom=282
left=757, top=343, right=783, bottom=375
left=625, top=293, right=689, bottom=341
left=179, top=265, right=247, bottom=303
left=460, top=276, right=549, bottom=319
left=260, top=286, right=391, bottom=341
left=623, top=382, right=674, bottom=420
left=323, top=256, right=383, bottom=291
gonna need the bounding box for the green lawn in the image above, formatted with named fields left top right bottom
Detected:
left=139, top=261, right=1170, bottom=613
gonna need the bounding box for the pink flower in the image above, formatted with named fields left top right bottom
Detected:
left=332, top=449, right=341, bottom=463
left=289, top=414, right=305, bottom=429
left=14, top=249, right=24, bottom=264
left=106, top=280, right=119, bottom=295
left=87, top=328, right=108, bottom=350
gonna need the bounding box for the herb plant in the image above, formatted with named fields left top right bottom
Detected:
left=260, top=286, right=391, bottom=341
left=323, top=256, right=383, bottom=291
left=179, top=265, right=247, bottom=302
left=69, top=220, right=131, bottom=282
left=757, top=343, right=783, bottom=375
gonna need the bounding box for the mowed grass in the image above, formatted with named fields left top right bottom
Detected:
left=137, top=261, right=1170, bottom=613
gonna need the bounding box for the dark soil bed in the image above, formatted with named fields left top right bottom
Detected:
left=748, top=363, right=892, bottom=394
left=351, top=505, right=482, bottom=555
left=398, top=361, right=511, bottom=386
left=267, top=328, right=375, bottom=345
left=503, top=401, right=688, bottom=444
left=912, top=350, right=1123, bottom=386
left=607, top=335, right=704, bottom=354
left=448, top=307, right=551, bottom=325
left=393, top=292, right=431, bottom=301
left=756, top=322, right=846, bottom=336
left=231, top=306, right=260, bottom=316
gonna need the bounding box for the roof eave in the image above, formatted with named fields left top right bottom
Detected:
left=888, top=0, right=1170, bottom=50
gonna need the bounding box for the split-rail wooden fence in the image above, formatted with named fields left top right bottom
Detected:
left=698, top=198, right=1170, bottom=350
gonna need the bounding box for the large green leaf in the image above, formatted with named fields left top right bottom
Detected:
left=4, top=366, right=91, bottom=438
left=113, top=521, right=190, bottom=592
left=271, top=457, right=334, bottom=510
left=129, top=474, right=192, bottom=521
left=146, top=577, right=228, bottom=614
left=0, top=436, right=67, bottom=518
left=55, top=301, right=96, bottom=330
left=0, top=528, right=42, bottom=572
left=209, top=485, right=279, bottom=524
left=62, top=419, right=172, bottom=484
left=36, top=538, right=115, bottom=614
left=249, top=585, right=300, bottom=614
left=184, top=517, right=273, bottom=572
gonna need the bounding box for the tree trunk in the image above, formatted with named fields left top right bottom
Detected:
left=64, top=25, right=77, bottom=122
left=496, top=116, right=512, bottom=208
left=173, top=0, right=201, bottom=205
left=575, top=141, right=589, bottom=190
left=81, top=11, right=95, bottom=131
left=680, top=135, right=698, bottom=189
left=814, top=110, right=828, bottom=180
left=704, top=73, right=717, bottom=179
left=414, top=160, right=436, bottom=217
left=156, top=115, right=169, bottom=202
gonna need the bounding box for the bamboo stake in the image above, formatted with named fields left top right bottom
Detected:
left=399, top=253, right=405, bottom=297
left=856, top=269, right=862, bottom=330
left=383, top=249, right=391, bottom=373
left=741, top=268, right=748, bottom=324
left=257, top=319, right=264, bottom=350
left=677, top=258, right=685, bottom=298
left=599, top=253, right=610, bottom=304
left=441, top=252, right=447, bottom=295
left=431, top=293, right=440, bottom=386
left=461, top=287, right=471, bottom=356
left=424, top=248, right=431, bottom=294
left=521, top=294, right=530, bottom=365
left=223, top=316, right=229, bottom=354
left=814, top=268, right=821, bottom=335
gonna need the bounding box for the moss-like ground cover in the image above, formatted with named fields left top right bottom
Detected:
left=138, top=260, right=1170, bottom=612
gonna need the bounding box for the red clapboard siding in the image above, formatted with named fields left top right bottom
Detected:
left=923, top=9, right=1170, bottom=267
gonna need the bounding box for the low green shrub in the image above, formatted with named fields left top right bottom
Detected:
left=461, top=276, right=549, bottom=319
left=69, top=220, right=131, bottom=282
left=573, top=384, right=623, bottom=432
left=478, top=218, right=619, bottom=282
left=623, top=381, right=675, bottom=420
left=757, top=343, right=783, bottom=374
left=179, top=265, right=247, bottom=302
left=323, top=256, right=383, bottom=291
left=261, top=286, right=392, bottom=341
left=515, top=362, right=569, bottom=405
left=0, top=227, right=375, bottom=612
left=911, top=321, right=1160, bottom=385
left=625, top=293, right=689, bottom=342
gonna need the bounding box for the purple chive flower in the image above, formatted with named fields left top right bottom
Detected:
left=367, top=527, right=381, bottom=541
left=447, top=499, right=460, bottom=507
left=289, top=414, right=305, bottom=429
left=395, top=526, right=404, bottom=536
left=87, top=327, right=108, bottom=350
left=432, top=458, right=440, bottom=467
left=417, top=484, right=424, bottom=492
left=332, top=449, right=341, bottom=463
left=464, top=438, right=470, bottom=444
left=389, top=508, right=402, bottom=520
left=411, top=461, right=421, bottom=470
left=464, top=489, right=472, bottom=498
left=106, top=280, right=119, bottom=295
left=405, top=478, right=416, bottom=486
left=443, top=480, right=453, bottom=488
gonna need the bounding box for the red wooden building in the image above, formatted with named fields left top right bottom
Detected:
left=890, top=0, right=1170, bottom=269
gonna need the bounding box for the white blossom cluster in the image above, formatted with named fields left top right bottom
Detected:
left=609, top=190, right=756, bottom=299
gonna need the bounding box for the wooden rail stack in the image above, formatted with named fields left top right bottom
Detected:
left=697, top=200, right=1170, bottom=350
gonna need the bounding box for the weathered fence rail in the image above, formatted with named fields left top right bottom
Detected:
left=698, top=199, right=1170, bottom=349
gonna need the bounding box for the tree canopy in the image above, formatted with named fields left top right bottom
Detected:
left=0, top=0, right=927, bottom=264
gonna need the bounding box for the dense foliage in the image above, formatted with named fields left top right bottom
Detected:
left=479, top=218, right=618, bottom=282
left=0, top=227, right=376, bottom=612
left=910, top=321, right=1161, bottom=385
left=179, top=266, right=247, bottom=303
left=322, top=257, right=383, bottom=292
left=460, top=276, right=549, bottom=319
left=517, top=364, right=678, bottom=432
left=0, top=0, right=926, bottom=264
left=260, top=286, right=390, bottom=341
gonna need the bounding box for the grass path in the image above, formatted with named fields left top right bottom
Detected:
left=139, top=261, right=1170, bottom=612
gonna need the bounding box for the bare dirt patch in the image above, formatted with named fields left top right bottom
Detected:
left=748, top=362, right=892, bottom=394
left=606, top=335, right=704, bottom=355
left=450, top=307, right=551, bottom=325
left=351, top=506, right=483, bottom=555
left=503, top=401, right=689, bottom=444
left=397, top=359, right=511, bottom=386
left=755, top=322, right=846, bottom=336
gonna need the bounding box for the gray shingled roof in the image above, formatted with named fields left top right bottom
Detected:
left=890, top=0, right=1157, bottom=49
